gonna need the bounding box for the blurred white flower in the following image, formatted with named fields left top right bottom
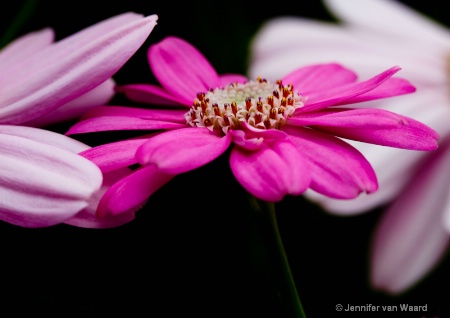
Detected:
left=248, top=0, right=450, bottom=294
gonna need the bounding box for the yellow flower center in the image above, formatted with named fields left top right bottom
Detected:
left=185, top=77, right=305, bottom=134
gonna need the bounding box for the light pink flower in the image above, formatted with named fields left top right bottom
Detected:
left=0, top=12, right=158, bottom=127
left=247, top=0, right=450, bottom=294
left=0, top=125, right=134, bottom=228
left=67, top=36, right=438, bottom=220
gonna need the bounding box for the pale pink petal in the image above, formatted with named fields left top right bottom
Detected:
left=66, top=116, right=185, bottom=135
left=313, top=115, right=439, bottom=150
left=0, top=134, right=102, bottom=227
left=137, top=128, right=232, bottom=174
left=64, top=168, right=136, bottom=228
left=0, top=13, right=158, bottom=124
left=0, top=28, right=53, bottom=65
left=116, top=83, right=188, bottom=106
left=230, top=139, right=311, bottom=202
left=80, top=137, right=150, bottom=172
left=324, top=0, right=450, bottom=46
left=96, top=165, right=173, bottom=217
left=148, top=36, right=221, bottom=105
left=282, top=63, right=357, bottom=95
left=0, top=125, right=90, bottom=153
left=370, top=139, right=450, bottom=294
left=283, top=125, right=377, bottom=198
left=22, top=79, right=115, bottom=127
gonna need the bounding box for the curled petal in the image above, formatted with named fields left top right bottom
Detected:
left=230, top=139, right=311, bottom=202
left=96, top=165, right=173, bottom=217
left=0, top=134, right=102, bottom=227
left=284, top=125, right=377, bottom=198
left=137, top=128, right=232, bottom=174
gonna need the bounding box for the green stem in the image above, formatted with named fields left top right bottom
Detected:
left=0, top=0, right=40, bottom=49
left=249, top=196, right=307, bottom=318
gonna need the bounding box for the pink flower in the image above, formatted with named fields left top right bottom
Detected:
left=0, top=12, right=158, bottom=127
left=67, top=36, right=438, bottom=219
left=0, top=125, right=134, bottom=228
left=247, top=0, right=450, bottom=294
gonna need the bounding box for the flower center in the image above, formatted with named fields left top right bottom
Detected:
left=185, top=77, right=305, bottom=133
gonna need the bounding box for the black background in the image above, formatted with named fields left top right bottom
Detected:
left=1, top=1, right=449, bottom=317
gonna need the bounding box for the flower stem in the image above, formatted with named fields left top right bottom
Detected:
left=0, top=0, right=40, bottom=49
left=248, top=196, right=307, bottom=318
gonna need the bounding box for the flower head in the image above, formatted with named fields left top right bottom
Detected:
left=67, top=36, right=438, bottom=220
left=0, top=12, right=158, bottom=127
left=247, top=0, right=450, bottom=294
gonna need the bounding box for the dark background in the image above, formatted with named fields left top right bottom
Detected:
left=1, top=1, right=449, bottom=317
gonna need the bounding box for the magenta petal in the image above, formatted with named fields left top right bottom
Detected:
left=79, top=138, right=150, bottom=172
left=289, top=108, right=408, bottom=129
left=97, top=165, right=173, bottom=217
left=137, top=127, right=232, bottom=174
left=298, top=66, right=404, bottom=112
left=148, top=36, right=221, bottom=104
left=283, top=125, right=378, bottom=198
left=79, top=106, right=187, bottom=122
left=66, top=116, right=185, bottom=134
left=282, top=63, right=357, bottom=95
left=116, top=83, right=188, bottom=106
left=230, top=140, right=311, bottom=202
left=313, top=115, right=439, bottom=150
left=219, top=74, right=248, bottom=86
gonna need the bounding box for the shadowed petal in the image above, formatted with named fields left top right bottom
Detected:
left=137, top=128, right=232, bottom=174
left=283, top=125, right=377, bottom=198
left=97, top=165, right=173, bottom=217
left=230, top=139, right=311, bottom=202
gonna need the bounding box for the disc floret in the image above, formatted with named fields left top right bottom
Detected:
left=185, top=77, right=305, bottom=134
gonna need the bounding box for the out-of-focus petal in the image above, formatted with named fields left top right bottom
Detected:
left=324, top=0, right=450, bottom=46
left=96, top=165, right=173, bottom=217
left=137, top=128, right=232, bottom=174
left=370, top=138, right=450, bottom=294
left=22, top=79, right=115, bottom=127
left=0, top=133, right=102, bottom=227
left=0, top=13, right=158, bottom=124
left=79, top=106, right=187, bottom=122
left=230, top=139, right=311, bottom=202
left=219, top=74, right=248, bottom=86
left=283, top=125, right=377, bottom=198
left=149, top=36, right=220, bottom=105
left=0, top=28, right=54, bottom=64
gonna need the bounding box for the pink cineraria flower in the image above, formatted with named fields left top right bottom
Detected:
left=67, top=36, right=438, bottom=221
left=247, top=0, right=450, bottom=294
left=0, top=12, right=158, bottom=127
left=0, top=125, right=134, bottom=228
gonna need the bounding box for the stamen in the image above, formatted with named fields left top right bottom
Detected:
left=184, top=78, right=305, bottom=133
